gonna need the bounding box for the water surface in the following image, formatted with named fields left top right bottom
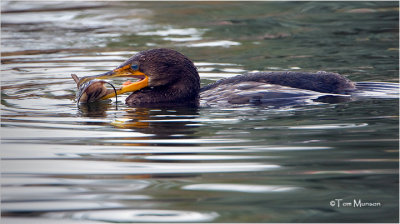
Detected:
left=1, top=1, right=399, bottom=223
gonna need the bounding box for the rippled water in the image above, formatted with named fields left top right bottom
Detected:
left=1, top=1, right=399, bottom=223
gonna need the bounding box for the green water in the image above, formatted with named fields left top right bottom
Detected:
left=1, top=1, right=399, bottom=223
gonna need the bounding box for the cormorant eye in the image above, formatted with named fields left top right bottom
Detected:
left=131, top=64, right=139, bottom=70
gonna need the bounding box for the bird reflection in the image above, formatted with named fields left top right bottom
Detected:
left=114, top=107, right=200, bottom=139
left=77, top=103, right=201, bottom=145
left=77, top=100, right=115, bottom=117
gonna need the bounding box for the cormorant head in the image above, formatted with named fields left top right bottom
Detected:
left=77, top=48, right=200, bottom=102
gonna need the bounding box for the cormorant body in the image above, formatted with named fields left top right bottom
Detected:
left=75, top=48, right=397, bottom=107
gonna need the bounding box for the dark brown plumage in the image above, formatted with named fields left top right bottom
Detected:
left=123, top=49, right=200, bottom=106
left=200, top=71, right=356, bottom=106
left=200, top=71, right=355, bottom=94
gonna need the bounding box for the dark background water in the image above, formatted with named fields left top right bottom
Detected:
left=1, top=1, right=399, bottom=223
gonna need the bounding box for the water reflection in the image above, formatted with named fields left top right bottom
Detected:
left=183, top=183, right=300, bottom=193
left=1, top=1, right=399, bottom=223
left=187, top=40, right=241, bottom=48
left=77, top=101, right=116, bottom=117
left=114, top=107, right=200, bottom=137
left=69, top=209, right=219, bottom=223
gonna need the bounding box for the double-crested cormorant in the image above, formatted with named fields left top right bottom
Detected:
left=74, top=48, right=395, bottom=107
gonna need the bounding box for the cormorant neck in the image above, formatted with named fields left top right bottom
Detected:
left=126, top=77, right=200, bottom=107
